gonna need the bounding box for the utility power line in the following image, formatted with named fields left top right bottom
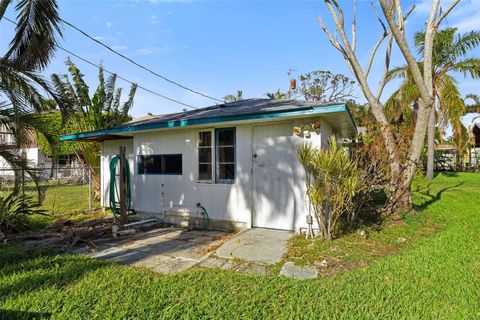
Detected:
left=57, top=46, right=198, bottom=109
left=1, top=16, right=198, bottom=110
left=60, top=18, right=224, bottom=103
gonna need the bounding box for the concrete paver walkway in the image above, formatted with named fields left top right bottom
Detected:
left=215, top=228, right=293, bottom=264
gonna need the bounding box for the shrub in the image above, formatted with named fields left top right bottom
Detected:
left=0, top=192, right=47, bottom=234
left=297, top=137, right=364, bottom=240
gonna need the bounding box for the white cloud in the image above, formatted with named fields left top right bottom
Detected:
left=93, top=36, right=105, bottom=41
left=413, top=0, right=480, bottom=32
left=443, top=0, right=480, bottom=32
left=130, top=45, right=186, bottom=57
left=106, top=21, right=112, bottom=28
left=135, top=48, right=155, bottom=55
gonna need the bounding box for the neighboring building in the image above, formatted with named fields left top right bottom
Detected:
left=61, top=99, right=357, bottom=232
left=468, top=123, right=480, bottom=168
left=0, top=124, right=52, bottom=172
left=434, top=124, right=480, bottom=171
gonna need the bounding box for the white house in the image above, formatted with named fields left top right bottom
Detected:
left=61, top=99, right=357, bottom=232
left=0, top=124, right=51, bottom=174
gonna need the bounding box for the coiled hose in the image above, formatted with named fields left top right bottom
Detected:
left=109, top=155, right=133, bottom=219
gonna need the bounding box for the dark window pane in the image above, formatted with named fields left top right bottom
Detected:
left=215, top=128, right=235, bottom=183
left=163, top=155, right=182, bottom=174
left=138, top=154, right=182, bottom=175
left=218, top=164, right=234, bottom=181
left=217, top=146, right=234, bottom=163
left=199, top=131, right=212, bottom=147
left=218, top=129, right=234, bottom=146
left=198, top=148, right=212, bottom=163
left=198, top=164, right=212, bottom=180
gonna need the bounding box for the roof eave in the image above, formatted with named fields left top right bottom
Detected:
left=61, top=103, right=353, bottom=142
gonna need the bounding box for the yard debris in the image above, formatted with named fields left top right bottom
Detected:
left=397, top=237, right=407, bottom=243
left=358, top=229, right=368, bottom=239
left=0, top=216, right=165, bottom=252
left=315, top=259, right=328, bottom=268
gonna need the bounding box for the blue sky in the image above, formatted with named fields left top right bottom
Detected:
left=1, top=0, right=479, bottom=127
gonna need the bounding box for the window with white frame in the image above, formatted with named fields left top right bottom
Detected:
left=198, top=131, right=213, bottom=181
left=197, top=128, right=236, bottom=183
left=215, top=128, right=235, bottom=183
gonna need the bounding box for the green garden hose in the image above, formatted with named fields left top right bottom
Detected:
left=109, top=155, right=133, bottom=219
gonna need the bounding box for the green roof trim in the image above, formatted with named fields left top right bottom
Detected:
left=60, top=103, right=355, bottom=141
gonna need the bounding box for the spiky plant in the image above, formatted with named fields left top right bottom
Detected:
left=265, top=89, right=287, bottom=100
left=0, top=192, right=46, bottom=234
left=223, top=90, right=243, bottom=102
left=297, top=138, right=363, bottom=240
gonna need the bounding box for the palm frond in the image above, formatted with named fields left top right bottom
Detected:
left=66, top=58, right=91, bottom=108
left=450, top=58, right=480, bottom=79
left=0, top=0, right=12, bottom=19
left=437, top=75, right=465, bottom=118
left=121, top=83, right=137, bottom=117
left=452, top=30, right=480, bottom=58
left=104, top=73, right=117, bottom=115
left=6, top=0, right=62, bottom=69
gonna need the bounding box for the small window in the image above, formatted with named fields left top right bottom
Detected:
left=198, top=131, right=213, bottom=181
left=215, top=128, right=235, bottom=183
left=138, top=154, right=182, bottom=175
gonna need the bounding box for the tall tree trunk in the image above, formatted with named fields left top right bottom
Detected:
left=386, top=100, right=433, bottom=215
left=385, top=174, right=412, bottom=219
left=426, top=106, right=435, bottom=179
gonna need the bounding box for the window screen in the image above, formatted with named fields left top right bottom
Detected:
left=198, top=131, right=213, bottom=181
left=215, top=128, right=235, bottom=182
left=138, top=154, right=182, bottom=175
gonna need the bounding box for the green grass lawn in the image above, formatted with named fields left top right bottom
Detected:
left=1, top=183, right=105, bottom=229
left=1, top=173, right=480, bottom=319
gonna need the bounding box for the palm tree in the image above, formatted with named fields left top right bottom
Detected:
left=265, top=89, right=287, bottom=100
left=0, top=0, right=63, bottom=189
left=387, top=28, right=480, bottom=178
left=50, top=59, right=137, bottom=198
left=224, top=90, right=243, bottom=102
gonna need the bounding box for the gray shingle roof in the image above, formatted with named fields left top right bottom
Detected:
left=127, top=98, right=338, bottom=128
left=61, top=98, right=354, bottom=141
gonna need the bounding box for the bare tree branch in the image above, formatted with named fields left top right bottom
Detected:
left=365, top=0, right=388, bottom=78
left=434, top=0, right=461, bottom=30
left=352, top=0, right=357, bottom=52
left=376, top=33, right=393, bottom=99
left=317, top=16, right=352, bottom=71
left=379, top=0, right=432, bottom=106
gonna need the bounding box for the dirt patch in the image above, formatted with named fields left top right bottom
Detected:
left=191, top=233, right=234, bottom=255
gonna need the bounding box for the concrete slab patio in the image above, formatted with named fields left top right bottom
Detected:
left=76, top=227, right=230, bottom=274
left=215, top=228, right=293, bottom=264
left=76, top=227, right=293, bottom=276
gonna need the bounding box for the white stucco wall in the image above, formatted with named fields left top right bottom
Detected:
left=100, top=117, right=337, bottom=231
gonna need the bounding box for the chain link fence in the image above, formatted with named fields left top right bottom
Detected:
left=0, top=165, right=100, bottom=215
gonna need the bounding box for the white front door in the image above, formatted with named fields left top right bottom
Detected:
left=252, top=123, right=297, bottom=230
